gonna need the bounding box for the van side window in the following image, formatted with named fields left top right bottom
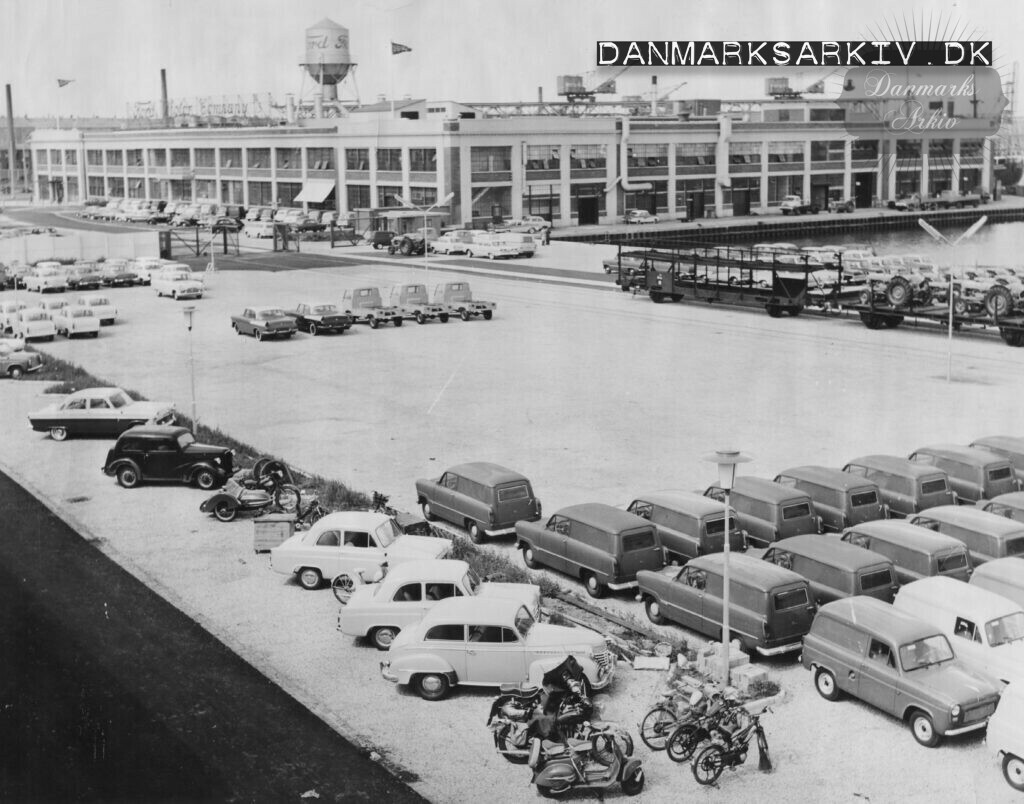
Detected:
left=913, top=517, right=940, bottom=532
left=628, top=501, right=653, bottom=520
left=953, top=616, right=978, bottom=642
left=547, top=516, right=571, bottom=536
left=764, top=549, right=794, bottom=571
left=682, top=567, right=706, bottom=590
left=868, top=639, right=895, bottom=668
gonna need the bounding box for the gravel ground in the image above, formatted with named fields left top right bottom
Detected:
left=0, top=242, right=1021, bottom=801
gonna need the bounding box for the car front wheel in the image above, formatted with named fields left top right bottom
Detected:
left=194, top=468, right=218, bottom=491
left=583, top=572, right=606, bottom=599
left=8, top=366, right=24, bottom=379
left=1003, top=754, right=1024, bottom=792
left=298, top=567, right=323, bottom=590
left=116, top=465, right=140, bottom=488
left=371, top=626, right=400, bottom=651
left=814, top=667, right=840, bottom=700
left=414, top=672, right=451, bottom=701
left=49, top=426, right=68, bottom=442
left=645, top=597, right=666, bottom=625
left=909, top=711, right=940, bottom=747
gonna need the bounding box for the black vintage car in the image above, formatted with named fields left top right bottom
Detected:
left=102, top=425, right=234, bottom=490
left=285, top=301, right=353, bottom=335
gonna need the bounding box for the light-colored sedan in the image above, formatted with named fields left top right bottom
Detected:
left=338, top=559, right=542, bottom=650
left=27, top=386, right=176, bottom=441
left=53, top=306, right=100, bottom=338
left=74, top=294, right=117, bottom=325
left=624, top=209, right=660, bottom=225
left=269, top=511, right=451, bottom=591
left=153, top=268, right=204, bottom=300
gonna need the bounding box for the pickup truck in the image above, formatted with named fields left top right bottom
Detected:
left=432, top=281, right=495, bottom=321
left=389, top=284, right=450, bottom=324
left=341, top=287, right=404, bottom=328
left=779, top=195, right=819, bottom=215
left=895, top=190, right=988, bottom=211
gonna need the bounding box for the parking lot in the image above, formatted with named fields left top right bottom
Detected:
left=1, top=248, right=1022, bottom=801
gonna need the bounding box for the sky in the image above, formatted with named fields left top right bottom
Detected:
left=1, top=0, right=1021, bottom=119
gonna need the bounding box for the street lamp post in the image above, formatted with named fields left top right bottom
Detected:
left=394, top=191, right=455, bottom=276
left=703, top=448, right=752, bottom=687
left=182, top=306, right=198, bottom=433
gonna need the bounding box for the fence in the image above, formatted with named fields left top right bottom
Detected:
left=0, top=230, right=161, bottom=265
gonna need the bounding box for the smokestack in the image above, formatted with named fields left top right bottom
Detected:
left=160, top=68, right=169, bottom=127
left=6, top=85, right=15, bottom=197
left=538, top=86, right=543, bottom=103
left=651, top=75, right=658, bottom=116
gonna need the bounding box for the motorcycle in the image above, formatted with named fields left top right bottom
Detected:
left=528, top=732, right=644, bottom=798
left=200, top=458, right=316, bottom=523
left=691, top=705, right=773, bottom=786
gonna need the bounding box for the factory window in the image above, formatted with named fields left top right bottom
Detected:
left=676, top=178, right=716, bottom=211
left=247, top=181, right=273, bottom=206
left=36, top=150, right=48, bottom=168
left=677, top=142, right=716, bottom=167
left=87, top=176, right=105, bottom=195
left=522, top=185, right=560, bottom=219
left=64, top=150, right=77, bottom=166
left=347, top=185, right=371, bottom=209
left=729, top=142, right=761, bottom=165
left=221, top=180, right=243, bottom=204
left=106, top=150, right=123, bottom=167
left=929, top=139, right=954, bottom=159
left=195, top=179, right=216, bottom=199
left=108, top=177, right=125, bottom=196
left=148, top=148, right=167, bottom=167
left=306, top=147, right=334, bottom=171
left=811, top=141, right=846, bottom=162
left=377, top=185, right=403, bottom=207
left=170, top=149, right=190, bottom=168
left=87, top=150, right=103, bottom=167
left=896, top=139, right=922, bottom=159
left=377, top=149, right=402, bottom=172
left=851, top=140, right=879, bottom=160
left=408, top=187, right=438, bottom=206
left=276, top=147, right=301, bottom=170
left=959, top=139, right=984, bottom=159
left=220, top=148, right=241, bottom=169
left=277, top=182, right=301, bottom=206
left=346, top=148, right=369, bottom=171
left=125, top=149, right=143, bottom=167
left=246, top=148, right=270, bottom=169
left=570, top=145, right=606, bottom=169
left=626, top=144, right=668, bottom=168
left=195, top=149, right=215, bottom=168
left=409, top=148, right=436, bottom=172
left=810, top=108, right=845, bottom=121
left=767, top=175, right=804, bottom=203
left=49, top=149, right=62, bottom=166
left=128, top=179, right=145, bottom=199
left=525, top=145, right=559, bottom=171
left=471, top=146, right=512, bottom=173
left=767, top=141, right=804, bottom=164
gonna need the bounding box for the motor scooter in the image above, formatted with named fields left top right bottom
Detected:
left=528, top=732, right=644, bottom=798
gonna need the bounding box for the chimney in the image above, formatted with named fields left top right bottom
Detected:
left=160, top=68, right=169, bottom=127
left=286, top=94, right=296, bottom=123
left=538, top=86, right=543, bottom=103
left=651, top=75, right=658, bottom=116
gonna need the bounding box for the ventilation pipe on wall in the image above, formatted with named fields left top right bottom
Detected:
left=605, top=117, right=653, bottom=193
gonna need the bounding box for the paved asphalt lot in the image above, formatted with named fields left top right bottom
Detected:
left=1, top=221, right=1022, bottom=801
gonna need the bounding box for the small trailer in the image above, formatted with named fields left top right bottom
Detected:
left=852, top=297, right=1024, bottom=347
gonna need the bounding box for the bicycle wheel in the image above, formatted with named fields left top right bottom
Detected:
left=692, top=744, right=725, bottom=786
left=640, top=707, right=678, bottom=751
left=666, top=723, right=701, bottom=763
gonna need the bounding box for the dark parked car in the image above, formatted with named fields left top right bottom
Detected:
left=366, top=230, right=397, bottom=250
left=65, top=263, right=104, bottom=291
left=211, top=216, right=243, bottom=233
left=285, top=301, right=353, bottom=335
left=102, top=425, right=233, bottom=490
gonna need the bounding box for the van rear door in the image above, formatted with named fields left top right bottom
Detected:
left=617, top=527, right=664, bottom=580
left=767, top=582, right=816, bottom=646
left=495, top=482, right=538, bottom=526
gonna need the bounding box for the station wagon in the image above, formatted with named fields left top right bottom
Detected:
left=380, top=597, right=614, bottom=700
left=909, top=505, right=1024, bottom=565
left=908, top=445, right=1019, bottom=503
left=774, top=466, right=887, bottom=531
left=801, top=596, right=1003, bottom=746
left=841, top=520, right=973, bottom=584
left=704, top=476, right=820, bottom=547
left=762, top=534, right=898, bottom=605
left=625, top=491, right=746, bottom=564
left=417, top=462, right=541, bottom=543
left=842, top=454, right=954, bottom=517
left=638, top=552, right=816, bottom=656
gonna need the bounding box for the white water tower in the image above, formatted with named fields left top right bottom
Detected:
left=301, top=18, right=356, bottom=102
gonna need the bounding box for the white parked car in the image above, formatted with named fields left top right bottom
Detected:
left=243, top=220, right=275, bottom=239
left=624, top=209, right=660, bottom=225
left=130, top=257, right=167, bottom=286
left=380, top=596, right=614, bottom=700
left=0, top=300, right=28, bottom=332
left=989, top=681, right=1024, bottom=791
left=152, top=267, right=204, bottom=300
left=465, top=232, right=518, bottom=260
left=337, top=559, right=542, bottom=650
left=23, top=265, right=67, bottom=293
left=74, top=294, right=117, bottom=325
left=503, top=215, right=551, bottom=233
left=498, top=232, right=536, bottom=257
left=430, top=230, right=473, bottom=255
left=53, top=306, right=100, bottom=338
left=269, top=511, right=451, bottom=591
left=33, top=297, right=69, bottom=318
left=11, top=309, right=56, bottom=341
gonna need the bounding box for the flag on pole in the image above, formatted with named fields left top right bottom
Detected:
left=391, top=42, right=412, bottom=55
left=57, top=79, right=74, bottom=87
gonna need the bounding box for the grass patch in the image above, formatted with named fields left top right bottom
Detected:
left=748, top=678, right=781, bottom=699
left=448, top=536, right=563, bottom=598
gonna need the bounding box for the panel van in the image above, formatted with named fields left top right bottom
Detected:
left=637, top=552, right=816, bottom=656
left=977, top=492, right=1024, bottom=525
left=970, top=557, right=1024, bottom=610
left=908, top=506, right=1024, bottom=566
left=773, top=466, right=887, bottom=532
left=840, top=520, right=973, bottom=584
left=842, top=454, right=954, bottom=517
left=625, top=491, right=746, bottom=565
left=907, top=444, right=1019, bottom=503
left=894, top=576, right=1024, bottom=685
left=970, top=436, right=1024, bottom=484
left=761, top=534, right=898, bottom=605
left=703, top=476, right=820, bottom=548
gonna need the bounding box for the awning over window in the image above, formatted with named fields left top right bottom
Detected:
left=294, top=179, right=336, bottom=203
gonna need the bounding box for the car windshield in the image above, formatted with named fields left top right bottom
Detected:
left=176, top=432, right=195, bottom=449
left=900, top=635, right=955, bottom=671
left=374, top=519, right=399, bottom=548
left=258, top=309, right=285, bottom=319
left=71, top=309, right=92, bottom=318
left=312, top=305, right=337, bottom=314
left=985, top=612, right=1024, bottom=647
left=464, top=569, right=482, bottom=596
left=514, top=606, right=535, bottom=638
